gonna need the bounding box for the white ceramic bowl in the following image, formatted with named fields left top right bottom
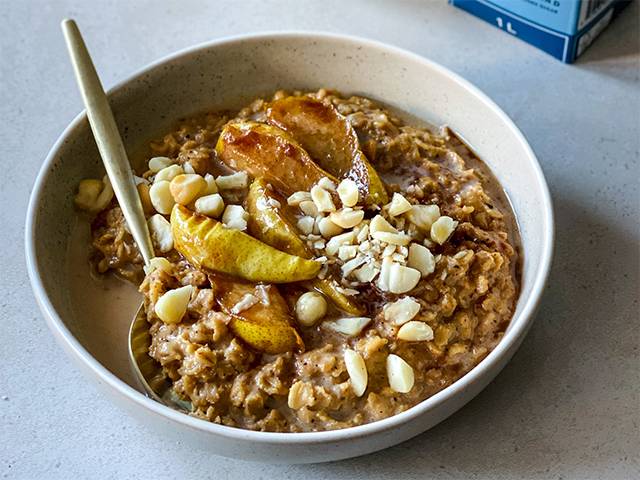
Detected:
left=26, top=32, right=553, bottom=464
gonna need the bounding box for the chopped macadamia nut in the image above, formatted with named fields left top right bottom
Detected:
left=370, top=215, right=398, bottom=235
left=231, top=293, right=259, bottom=314
left=344, top=349, right=368, bottom=397
left=405, top=204, right=440, bottom=231
left=338, top=245, right=358, bottom=261
left=383, top=297, right=421, bottom=325
left=148, top=214, right=173, bottom=253
left=387, top=263, right=421, bottom=294
left=407, top=243, right=435, bottom=276
left=317, top=177, right=336, bottom=191
left=148, top=156, right=173, bottom=173
left=325, top=230, right=357, bottom=256
left=324, top=317, right=371, bottom=336
left=299, top=200, right=319, bottom=217
left=144, top=256, right=172, bottom=275
left=430, top=216, right=458, bottom=244
left=341, top=256, right=366, bottom=277
left=295, top=292, right=327, bottom=326
left=386, top=354, right=415, bottom=393
left=215, top=171, right=249, bottom=190
left=194, top=193, right=225, bottom=218
left=387, top=193, right=412, bottom=216
left=182, top=162, right=196, bottom=175
left=330, top=209, right=365, bottom=229
left=155, top=285, right=193, bottom=324
left=74, top=177, right=114, bottom=212
left=337, top=178, right=359, bottom=207
left=222, top=205, right=249, bottom=231
left=318, top=217, right=343, bottom=238
left=310, top=185, right=336, bottom=212
left=149, top=180, right=175, bottom=215
left=297, top=216, right=315, bottom=235
left=397, top=321, right=434, bottom=341
left=371, top=231, right=411, bottom=246
left=203, top=174, right=218, bottom=195
left=169, top=174, right=207, bottom=205
left=287, top=191, right=312, bottom=206
left=353, top=263, right=379, bottom=283
left=154, top=164, right=184, bottom=183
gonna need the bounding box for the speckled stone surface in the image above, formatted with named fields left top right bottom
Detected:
left=2, top=0, right=638, bottom=478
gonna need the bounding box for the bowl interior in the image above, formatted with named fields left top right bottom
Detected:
left=30, top=34, right=551, bottom=407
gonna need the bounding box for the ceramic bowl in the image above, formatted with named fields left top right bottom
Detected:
left=25, top=32, right=554, bottom=464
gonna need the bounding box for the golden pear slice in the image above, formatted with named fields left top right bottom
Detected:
left=246, top=178, right=364, bottom=315
left=215, top=121, right=337, bottom=197
left=212, top=275, right=304, bottom=354
left=266, top=96, right=388, bottom=205
left=171, top=205, right=320, bottom=283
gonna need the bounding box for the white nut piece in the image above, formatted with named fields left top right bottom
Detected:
left=387, top=263, right=421, bottom=294
left=407, top=243, right=435, bottom=276
left=148, top=156, right=173, bottom=173
left=324, top=317, right=371, bottom=336
left=329, top=209, right=365, bottom=229
left=143, top=256, right=172, bottom=275
left=318, top=216, right=343, bottom=238
left=353, top=263, right=379, bottom=283
left=341, top=256, right=366, bottom=277
left=337, top=178, right=359, bottom=207
left=338, top=245, right=358, bottom=261
left=147, top=214, right=173, bottom=253
left=194, top=193, right=225, bottom=218
left=405, top=204, right=440, bottom=231
left=317, top=177, right=336, bottom=191
left=310, top=185, right=336, bottom=212
left=383, top=297, right=421, bottom=325
left=370, top=215, right=398, bottom=235
left=169, top=174, right=207, bottom=205
left=215, top=171, right=249, bottom=190
left=297, top=216, right=315, bottom=235
left=325, top=230, right=357, bottom=256
left=397, top=321, right=434, bottom=341
left=149, top=180, right=175, bottom=215
left=288, top=381, right=311, bottom=410
left=344, top=349, right=368, bottom=397
left=371, top=231, right=411, bottom=246
left=287, top=191, right=312, bottom=206
left=387, top=193, right=413, bottom=216
left=154, top=285, right=193, bottom=324
left=182, top=161, right=196, bottom=175
left=386, top=354, right=415, bottom=393
left=295, top=291, right=327, bottom=326
left=299, top=200, right=319, bottom=217
left=430, top=216, right=458, bottom=245
left=74, top=177, right=114, bottom=212
left=154, top=164, right=184, bottom=183
left=222, top=205, right=249, bottom=231
left=377, top=257, right=394, bottom=291
left=203, top=173, right=218, bottom=194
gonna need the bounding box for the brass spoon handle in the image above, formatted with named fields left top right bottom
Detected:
left=62, top=19, right=154, bottom=266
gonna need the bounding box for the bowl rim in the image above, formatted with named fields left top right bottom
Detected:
left=25, top=31, right=554, bottom=444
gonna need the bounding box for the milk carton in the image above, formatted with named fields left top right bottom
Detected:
left=449, top=0, right=631, bottom=63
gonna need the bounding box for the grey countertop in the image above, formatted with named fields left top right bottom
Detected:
left=2, top=1, right=638, bottom=478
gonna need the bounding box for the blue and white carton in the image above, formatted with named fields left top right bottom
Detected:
left=450, top=0, right=630, bottom=63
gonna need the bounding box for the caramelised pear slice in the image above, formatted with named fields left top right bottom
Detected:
left=171, top=205, right=320, bottom=283
left=246, top=178, right=364, bottom=315
left=212, top=275, right=304, bottom=354
left=215, top=121, right=338, bottom=197
left=265, top=96, right=388, bottom=205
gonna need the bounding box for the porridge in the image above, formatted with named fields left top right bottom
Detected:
left=75, top=89, right=520, bottom=432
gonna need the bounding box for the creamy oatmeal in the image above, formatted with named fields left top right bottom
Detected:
left=76, top=89, right=520, bottom=432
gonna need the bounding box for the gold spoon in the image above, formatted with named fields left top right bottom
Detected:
left=62, top=19, right=191, bottom=412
